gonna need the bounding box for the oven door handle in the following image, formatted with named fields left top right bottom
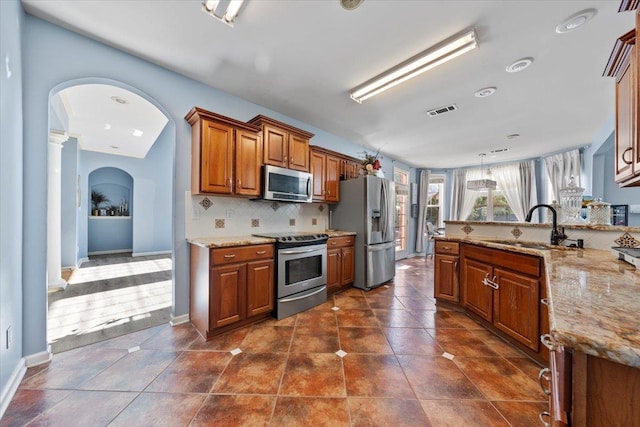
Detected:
left=279, top=286, right=327, bottom=303
left=280, top=248, right=323, bottom=255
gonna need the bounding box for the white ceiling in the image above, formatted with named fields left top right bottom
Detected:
left=52, top=84, right=168, bottom=159
left=23, top=0, right=635, bottom=169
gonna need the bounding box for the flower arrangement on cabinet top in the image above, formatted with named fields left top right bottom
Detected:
left=360, top=149, right=383, bottom=175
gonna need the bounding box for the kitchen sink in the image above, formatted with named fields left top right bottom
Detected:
left=485, top=239, right=551, bottom=250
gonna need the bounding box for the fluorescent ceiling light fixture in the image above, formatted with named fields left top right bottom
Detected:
left=350, top=29, right=478, bottom=103
left=132, top=129, right=144, bottom=137
left=202, top=0, right=246, bottom=26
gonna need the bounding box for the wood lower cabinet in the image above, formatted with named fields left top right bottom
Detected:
left=310, top=148, right=340, bottom=203
left=186, top=107, right=262, bottom=196
left=248, top=115, right=314, bottom=172
left=434, top=240, right=460, bottom=302
left=461, top=244, right=541, bottom=352
left=327, top=236, right=355, bottom=294
left=190, top=243, right=274, bottom=339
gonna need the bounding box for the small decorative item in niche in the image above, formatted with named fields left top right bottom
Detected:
left=614, top=232, right=640, bottom=248
left=360, top=149, right=383, bottom=175
left=199, top=197, right=212, bottom=211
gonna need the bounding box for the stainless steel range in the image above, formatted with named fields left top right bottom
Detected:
left=252, top=232, right=328, bottom=319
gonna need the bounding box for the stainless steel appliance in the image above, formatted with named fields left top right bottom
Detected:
left=332, top=175, right=396, bottom=290
left=261, top=165, right=313, bottom=203
left=252, top=232, right=328, bottom=319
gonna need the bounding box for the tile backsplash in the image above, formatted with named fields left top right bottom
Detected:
left=185, top=192, right=329, bottom=238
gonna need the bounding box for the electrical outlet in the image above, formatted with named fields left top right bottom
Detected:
left=6, top=326, right=12, bottom=349
left=226, top=209, right=234, bottom=219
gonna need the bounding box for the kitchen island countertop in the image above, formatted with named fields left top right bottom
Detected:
left=187, top=235, right=276, bottom=248
left=436, top=236, right=640, bottom=368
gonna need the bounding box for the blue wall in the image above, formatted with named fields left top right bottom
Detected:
left=0, top=0, right=25, bottom=409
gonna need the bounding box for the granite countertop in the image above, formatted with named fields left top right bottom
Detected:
left=187, top=236, right=276, bottom=248
left=437, top=236, right=640, bottom=368
left=325, top=230, right=357, bottom=237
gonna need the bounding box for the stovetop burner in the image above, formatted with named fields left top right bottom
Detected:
left=252, top=232, right=328, bottom=247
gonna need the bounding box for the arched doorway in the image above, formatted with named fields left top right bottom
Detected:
left=47, top=79, right=175, bottom=353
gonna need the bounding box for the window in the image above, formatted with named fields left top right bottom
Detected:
left=394, top=168, right=410, bottom=260
left=468, top=188, right=517, bottom=222
left=426, top=175, right=445, bottom=228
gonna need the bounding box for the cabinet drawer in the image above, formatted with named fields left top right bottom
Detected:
left=328, top=236, right=355, bottom=248
left=462, top=244, right=540, bottom=277
left=435, top=240, right=459, bottom=255
left=211, top=244, right=274, bottom=265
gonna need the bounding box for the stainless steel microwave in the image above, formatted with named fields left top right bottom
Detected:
left=262, top=165, right=313, bottom=203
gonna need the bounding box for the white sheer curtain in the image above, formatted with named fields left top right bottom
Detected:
left=491, top=160, right=538, bottom=222
left=450, top=169, right=481, bottom=220
left=544, top=149, right=581, bottom=202
left=415, top=169, right=430, bottom=253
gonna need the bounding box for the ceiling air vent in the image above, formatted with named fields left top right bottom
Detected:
left=426, top=104, right=458, bottom=117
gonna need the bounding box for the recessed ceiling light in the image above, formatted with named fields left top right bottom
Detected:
left=340, top=0, right=364, bottom=10
left=556, top=9, right=597, bottom=34
left=109, top=145, right=119, bottom=149
left=506, top=57, right=533, bottom=73
left=474, top=87, right=497, bottom=98
left=104, top=123, right=111, bottom=130
left=132, top=129, right=143, bottom=137
left=506, top=133, right=520, bottom=140
left=110, top=96, right=128, bottom=104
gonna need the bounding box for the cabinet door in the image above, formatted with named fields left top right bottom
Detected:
left=288, top=133, right=310, bottom=171
left=310, top=151, right=326, bottom=201
left=325, top=155, right=341, bottom=202
left=235, top=130, right=262, bottom=197
left=263, top=125, right=287, bottom=167
left=200, top=119, right=234, bottom=194
left=326, top=248, right=341, bottom=293
left=615, top=46, right=635, bottom=183
left=462, top=258, right=493, bottom=322
left=246, top=259, right=274, bottom=317
left=493, top=268, right=540, bottom=351
left=340, top=246, right=355, bottom=285
left=211, top=264, right=245, bottom=328
left=434, top=254, right=459, bottom=302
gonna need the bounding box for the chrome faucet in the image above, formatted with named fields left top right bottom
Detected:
left=525, top=204, right=568, bottom=246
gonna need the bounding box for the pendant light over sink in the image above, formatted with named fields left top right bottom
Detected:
left=467, top=153, right=497, bottom=191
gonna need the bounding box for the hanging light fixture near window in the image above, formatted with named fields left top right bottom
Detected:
left=202, top=0, right=246, bottom=26
left=467, top=153, right=497, bottom=191
left=350, top=29, right=478, bottom=103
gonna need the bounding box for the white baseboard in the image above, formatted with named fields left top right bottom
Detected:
left=132, top=250, right=172, bottom=257
left=24, top=347, right=52, bottom=368
left=77, top=257, right=89, bottom=267
left=88, top=249, right=133, bottom=256
left=169, top=313, right=190, bottom=326
left=0, top=358, right=26, bottom=419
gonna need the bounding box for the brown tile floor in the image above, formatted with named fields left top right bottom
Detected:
left=2, top=257, right=547, bottom=426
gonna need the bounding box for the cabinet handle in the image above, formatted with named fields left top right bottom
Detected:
left=540, top=334, right=555, bottom=351
left=331, top=241, right=337, bottom=245
left=538, top=368, right=551, bottom=396
left=227, top=178, right=232, bottom=187
left=256, top=250, right=266, bottom=255
left=622, top=147, right=633, bottom=165
left=540, top=298, right=549, bottom=306
left=284, top=155, right=288, bottom=163
left=482, top=273, right=499, bottom=289
left=539, top=411, right=551, bottom=427
left=224, top=254, right=236, bottom=259
left=443, top=246, right=451, bottom=250
left=237, top=178, right=241, bottom=187
left=454, top=260, right=458, bottom=271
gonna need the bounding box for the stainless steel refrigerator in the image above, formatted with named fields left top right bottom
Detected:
left=332, top=175, right=396, bottom=290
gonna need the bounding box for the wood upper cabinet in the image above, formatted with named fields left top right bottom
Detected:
left=310, top=147, right=340, bottom=203
left=461, top=244, right=541, bottom=352
left=327, top=236, right=355, bottom=294
left=248, top=115, right=313, bottom=172
left=186, top=107, right=262, bottom=196
left=189, top=243, right=274, bottom=339
left=434, top=240, right=460, bottom=302
left=605, top=9, right=640, bottom=187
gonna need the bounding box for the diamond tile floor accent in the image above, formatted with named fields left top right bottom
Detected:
left=3, top=257, right=547, bottom=426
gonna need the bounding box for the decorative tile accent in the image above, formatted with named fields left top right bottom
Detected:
left=215, top=219, right=225, bottom=229
left=614, top=232, right=640, bottom=248
left=318, top=204, right=325, bottom=212
left=335, top=349, right=347, bottom=358
left=331, top=306, right=340, bottom=311
left=251, top=219, right=260, bottom=228
left=230, top=348, right=242, bottom=356
left=312, top=218, right=318, bottom=225
left=271, top=202, right=280, bottom=211
left=289, top=219, right=296, bottom=226
left=511, top=226, right=522, bottom=239
left=461, top=224, right=474, bottom=235
left=199, top=197, right=212, bottom=210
